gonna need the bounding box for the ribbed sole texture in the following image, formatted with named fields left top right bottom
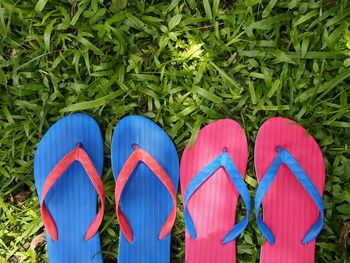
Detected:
left=255, top=117, right=325, bottom=263
left=34, top=113, right=104, bottom=263
left=180, top=119, right=248, bottom=263
left=112, top=115, right=179, bottom=263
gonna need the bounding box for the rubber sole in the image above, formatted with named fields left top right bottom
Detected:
left=255, top=117, right=325, bottom=263
left=112, top=115, right=179, bottom=263
left=180, top=119, right=248, bottom=263
left=34, top=113, right=104, bottom=263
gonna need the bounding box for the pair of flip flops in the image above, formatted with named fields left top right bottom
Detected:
left=34, top=114, right=178, bottom=263
left=34, top=114, right=325, bottom=263
left=181, top=117, right=325, bottom=263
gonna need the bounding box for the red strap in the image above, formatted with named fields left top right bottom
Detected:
left=115, top=145, right=177, bottom=243
left=40, top=144, right=105, bottom=241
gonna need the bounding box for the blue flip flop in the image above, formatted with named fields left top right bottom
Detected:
left=112, top=115, right=179, bottom=263
left=34, top=113, right=105, bottom=263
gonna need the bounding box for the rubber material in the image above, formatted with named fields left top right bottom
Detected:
left=180, top=119, right=248, bottom=263
left=115, top=144, right=177, bottom=243
left=183, top=150, right=250, bottom=244
left=255, top=146, right=324, bottom=245
left=34, top=113, right=104, bottom=263
left=40, top=143, right=105, bottom=242
left=255, top=117, right=325, bottom=263
left=112, top=115, right=179, bottom=263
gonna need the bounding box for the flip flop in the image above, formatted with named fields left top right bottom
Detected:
left=34, top=113, right=105, bottom=263
left=254, top=117, right=325, bottom=263
left=180, top=119, right=250, bottom=263
left=112, top=115, right=179, bottom=263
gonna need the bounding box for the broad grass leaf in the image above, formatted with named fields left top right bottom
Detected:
left=168, top=14, right=182, bottom=30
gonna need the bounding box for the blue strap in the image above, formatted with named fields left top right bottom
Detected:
left=183, top=150, right=251, bottom=244
left=255, top=146, right=324, bottom=245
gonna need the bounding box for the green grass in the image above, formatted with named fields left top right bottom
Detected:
left=0, top=0, right=350, bottom=262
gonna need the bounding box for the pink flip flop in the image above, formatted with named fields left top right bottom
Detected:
left=180, top=119, right=250, bottom=263
left=254, top=117, right=325, bottom=263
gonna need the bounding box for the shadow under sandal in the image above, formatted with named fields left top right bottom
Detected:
left=254, top=117, right=325, bottom=263
left=112, top=115, right=179, bottom=263
left=180, top=119, right=251, bottom=263
left=34, top=113, right=105, bottom=263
